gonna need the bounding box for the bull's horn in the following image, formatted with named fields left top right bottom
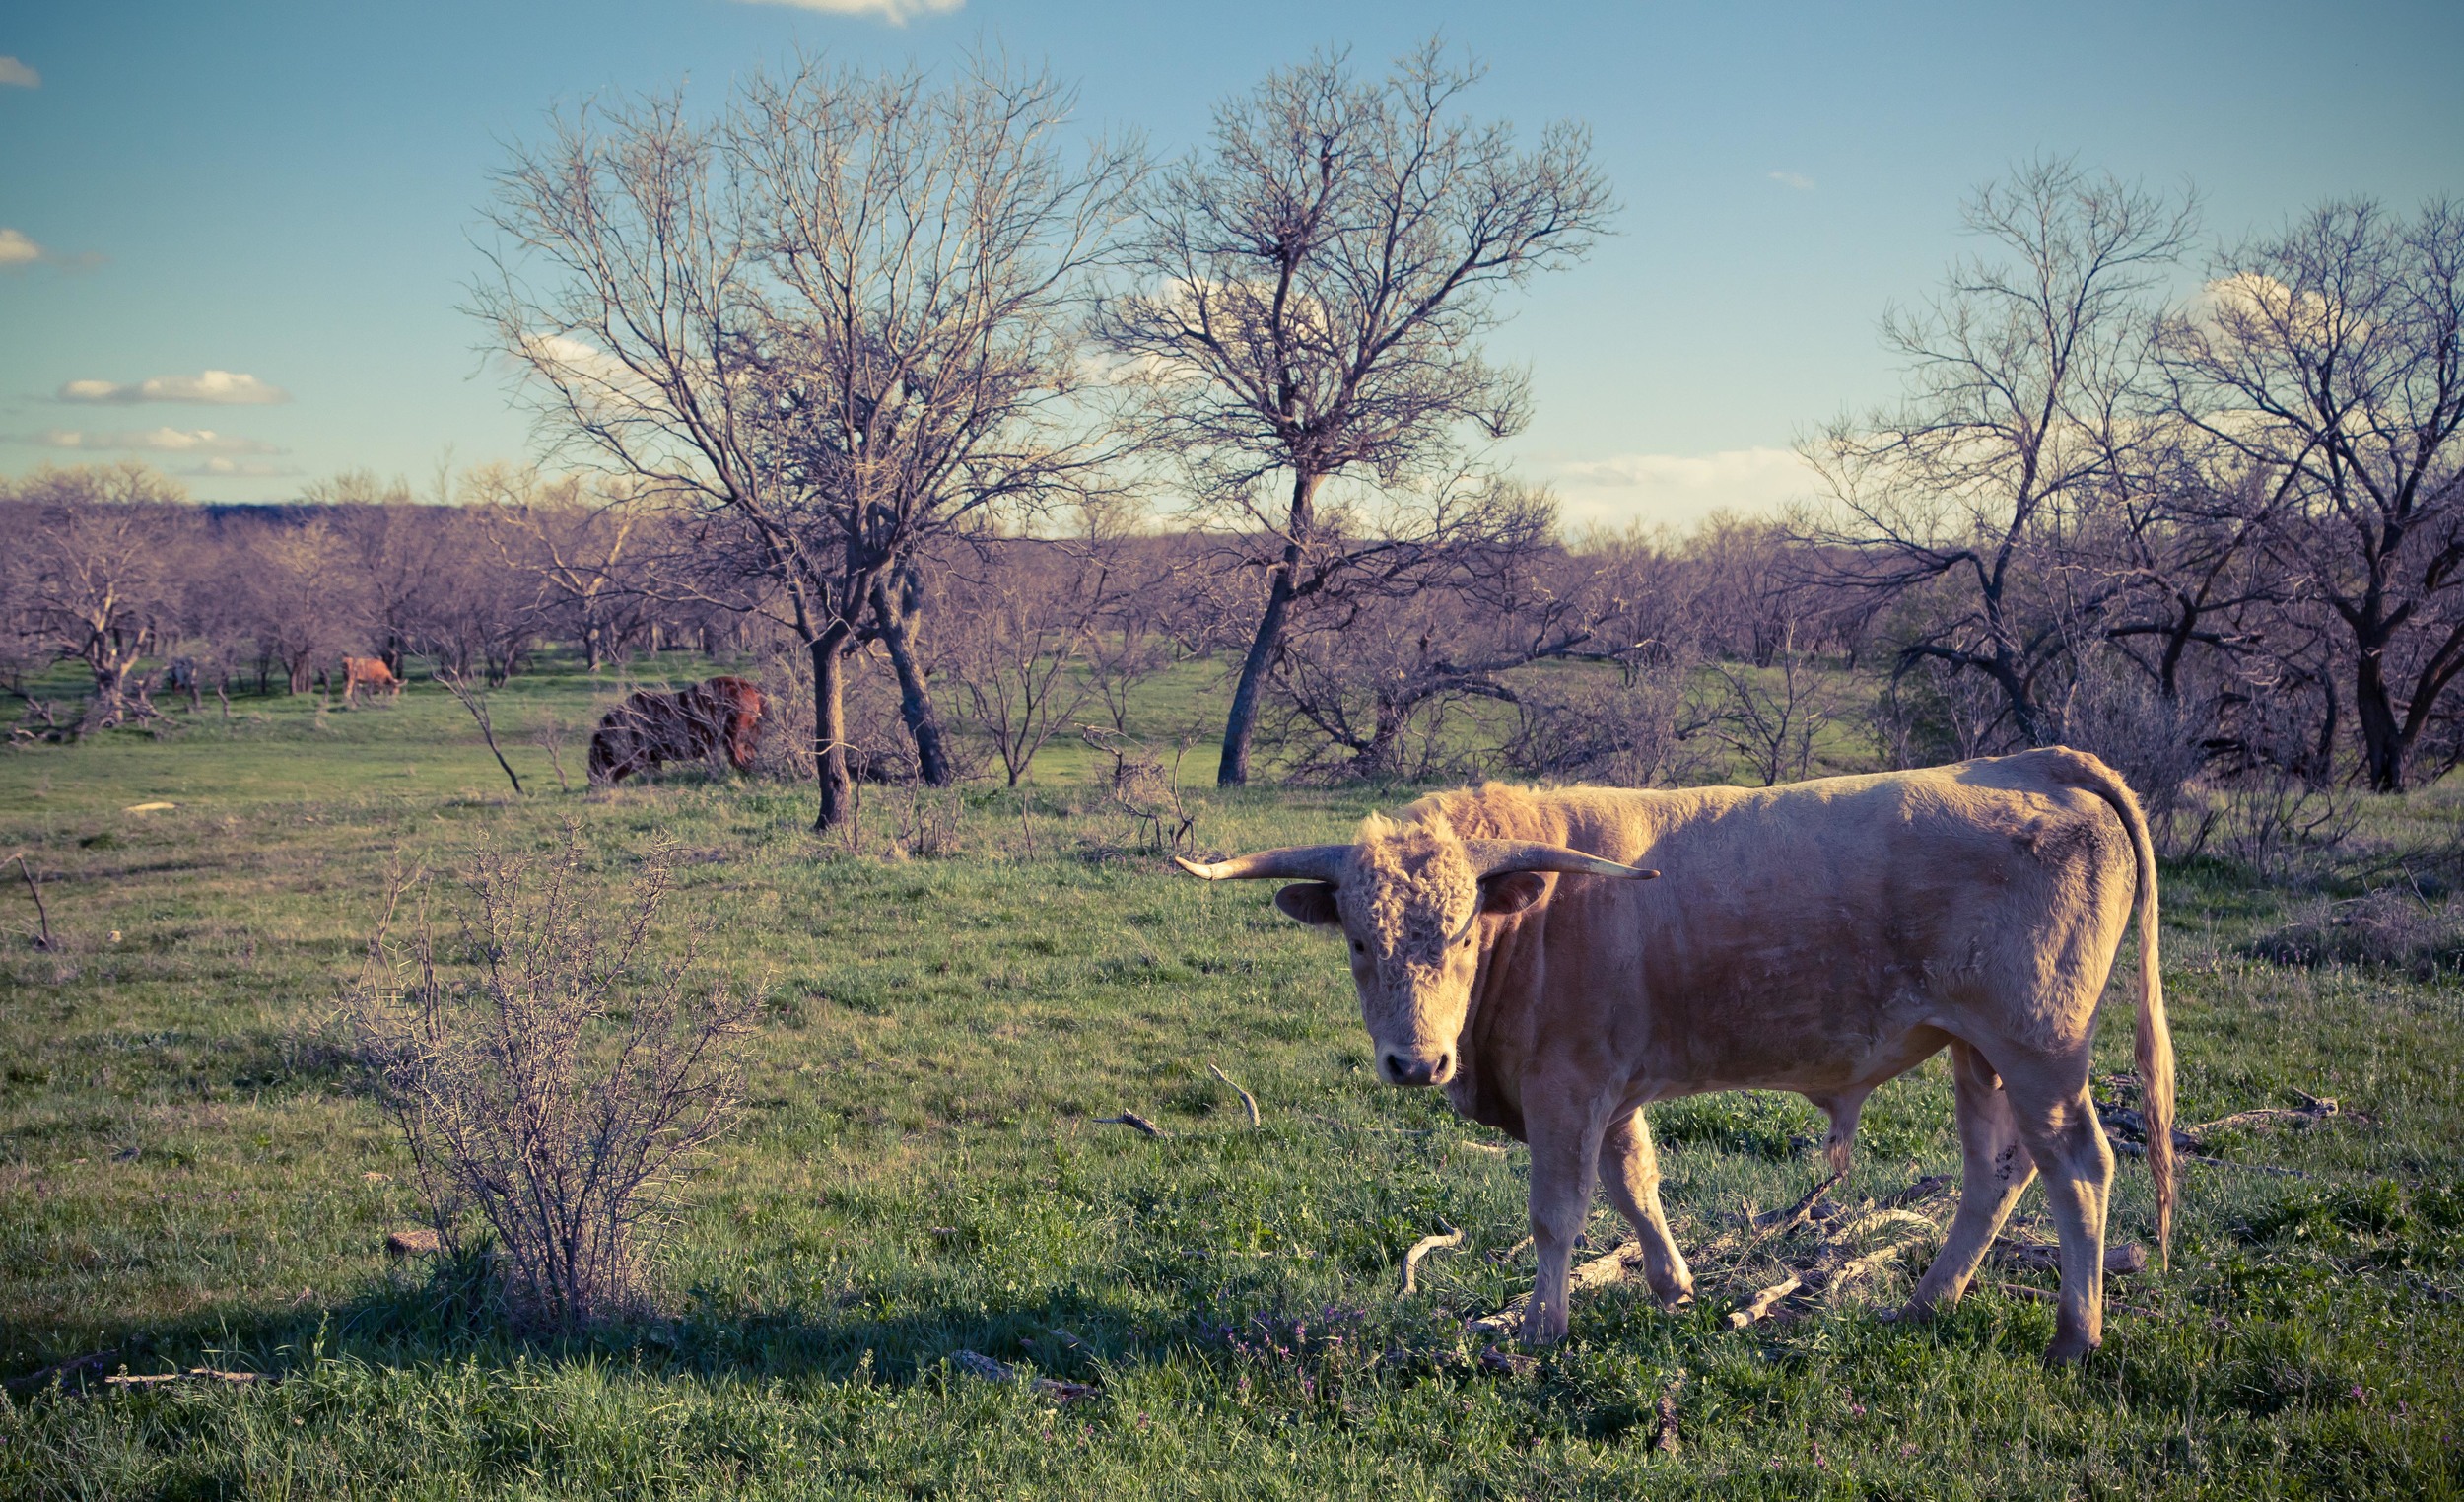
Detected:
left=1460, top=840, right=1659, bottom=881
left=1174, top=846, right=1353, bottom=882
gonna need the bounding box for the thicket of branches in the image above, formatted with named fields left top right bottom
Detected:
left=5, top=60, right=2459, bottom=837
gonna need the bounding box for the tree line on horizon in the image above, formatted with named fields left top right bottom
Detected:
left=3, top=40, right=2460, bottom=832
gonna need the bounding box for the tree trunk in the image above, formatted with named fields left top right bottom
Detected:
left=1219, top=472, right=1321, bottom=787
left=811, top=630, right=856, bottom=831
left=2355, top=648, right=2407, bottom=791
left=871, top=572, right=955, bottom=786
left=1987, top=649, right=2044, bottom=746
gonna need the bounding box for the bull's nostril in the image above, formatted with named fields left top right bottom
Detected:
left=1381, top=1053, right=1404, bottom=1078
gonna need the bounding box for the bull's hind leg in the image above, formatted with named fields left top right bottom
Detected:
left=1999, top=1064, right=2117, bottom=1363
left=1600, top=1107, right=1692, bottom=1308
left=1904, top=1041, right=2034, bottom=1319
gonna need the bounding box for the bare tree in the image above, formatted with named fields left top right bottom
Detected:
left=939, top=540, right=1109, bottom=785
left=237, top=517, right=367, bottom=694
left=478, top=56, right=1138, bottom=829
left=1095, top=39, right=1613, bottom=785
left=468, top=465, right=655, bottom=672
left=1704, top=646, right=1841, bottom=786
left=312, top=470, right=435, bottom=677
left=1805, top=159, right=2196, bottom=747
left=1266, top=490, right=1622, bottom=781
left=2157, top=199, right=2464, bottom=790
left=4, top=463, right=189, bottom=713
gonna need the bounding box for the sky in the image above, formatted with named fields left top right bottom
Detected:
left=2, top=0, right=2459, bottom=529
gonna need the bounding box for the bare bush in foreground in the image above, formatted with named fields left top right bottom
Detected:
left=352, top=834, right=761, bottom=1327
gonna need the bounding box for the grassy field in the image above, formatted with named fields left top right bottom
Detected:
left=2, top=663, right=2461, bottom=1498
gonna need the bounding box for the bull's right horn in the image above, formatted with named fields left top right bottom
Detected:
left=1174, top=845, right=1353, bottom=882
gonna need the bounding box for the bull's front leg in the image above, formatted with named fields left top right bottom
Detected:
left=1522, top=1088, right=1608, bottom=1345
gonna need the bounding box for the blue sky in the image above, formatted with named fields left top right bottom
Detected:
left=3, top=0, right=2458, bottom=525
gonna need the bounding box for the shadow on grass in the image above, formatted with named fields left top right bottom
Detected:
left=3, top=1250, right=1192, bottom=1400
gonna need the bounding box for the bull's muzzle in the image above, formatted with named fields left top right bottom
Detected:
left=1380, top=1049, right=1455, bottom=1089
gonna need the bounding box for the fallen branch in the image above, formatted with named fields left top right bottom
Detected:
left=2110, top=1138, right=2313, bottom=1179
left=1208, top=1064, right=1260, bottom=1127
left=1992, top=1239, right=2147, bottom=1276
left=1400, top=1224, right=1463, bottom=1297
left=2180, top=1097, right=2340, bottom=1142
left=1812, top=1235, right=1928, bottom=1298
left=1469, top=1238, right=1648, bottom=1336
left=1479, top=1344, right=1539, bottom=1378
left=103, top=1367, right=267, bottom=1389
left=952, top=1349, right=1099, bottom=1403
left=1738, top=1172, right=1844, bottom=1261
left=3, top=853, right=53, bottom=952
left=1880, top=1174, right=1954, bottom=1210
left=1653, top=1372, right=1684, bottom=1453
left=1728, top=1274, right=1804, bottom=1329
left=1301, top=1113, right=1432, bottom=1137
left=4, top=1349, right=116, bottom=1393
left=1095, top=1112, right=1165, bottom=1139
left=1984, top=1280, right=2159, bottom=1319
left=2101, top=1089, right=2347, bottom=1154
left=434, top=672, right=523, bottom=795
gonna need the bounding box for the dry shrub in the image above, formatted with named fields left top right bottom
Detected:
left=2056, top=658, right=2215, bottom=857
left=2247, top=886, right=2464, bottom=978
left=351, top=830, right=761, bottom=1327
left=1867, top=655, right=2019, bottom=769
left=1082, top=725, right=1200, bottom=853
left=1502, top=660, right=1705, bottom=787
left=887, top=783, right=967, bottom=858
left=2214, top=768, right=2363, bottom=882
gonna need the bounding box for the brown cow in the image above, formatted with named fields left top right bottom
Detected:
left=341, top=656, right=402, bottom=705
left=587, top=676, right=766, bottom=785
left=1177, top=748, right=2173, bottom=1364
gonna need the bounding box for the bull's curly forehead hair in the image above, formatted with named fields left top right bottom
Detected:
left=1346, top=811, right=1477, bottom=964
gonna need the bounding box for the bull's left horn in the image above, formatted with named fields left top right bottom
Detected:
left=1460, top=841, right=1659, bottom=881
left=1173, top=845, right=1353, bottom=882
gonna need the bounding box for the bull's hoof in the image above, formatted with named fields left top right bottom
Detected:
left=1519, top=1310, right=1570, bottom=1347
left=2043, top=1331, right=2100, bottom=1365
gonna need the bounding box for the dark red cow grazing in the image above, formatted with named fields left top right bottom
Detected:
left=587, top=676, right=767, bottom=785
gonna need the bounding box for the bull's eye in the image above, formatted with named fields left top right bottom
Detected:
left=1349, top=939, right=1364, bottom=955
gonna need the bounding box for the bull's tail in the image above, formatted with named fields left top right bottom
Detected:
left=2048, top=748, right=2175, bottom=1265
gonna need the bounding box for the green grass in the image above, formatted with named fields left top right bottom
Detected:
left=1, top=663, right=2460, bottom=1498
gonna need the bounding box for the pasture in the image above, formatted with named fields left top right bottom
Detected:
left=2, top=663, right=2461, bottom=1499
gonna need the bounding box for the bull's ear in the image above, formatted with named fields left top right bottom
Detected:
left=1480, top=871, right=1548, bottom=916
left=1273, top=882, right=1341, bottom=926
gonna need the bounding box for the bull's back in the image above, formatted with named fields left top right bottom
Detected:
left=1511, top=756, right=2139, bottom=1090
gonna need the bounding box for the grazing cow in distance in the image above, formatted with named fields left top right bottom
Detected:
left=1177, top=748, right=2173, bottom=1364
left=587, top=675, right=766, bottom=785
left=341, top=656, right=403, bottom=706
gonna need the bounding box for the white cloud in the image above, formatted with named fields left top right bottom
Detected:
left=0, top=56, right=38, bottom=89
left=38, top=427, right=283, bottom=455
left=57, top=370, right=291, bottom=405
left=0, top=229, right=40, bottom=267
left=731, top=0, right=961, bottom=21
left=175, top=456, right=299, bottom=478
left=1767, top=171, right=1814, bottom=191
left=1539, top=446, right=1816, bottom=530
